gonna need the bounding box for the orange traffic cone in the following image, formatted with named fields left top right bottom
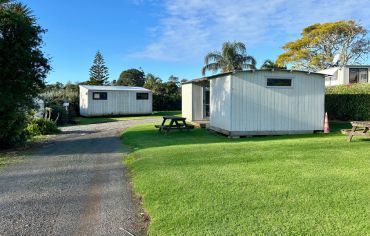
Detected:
left=324, top=112, right=330, bottom=134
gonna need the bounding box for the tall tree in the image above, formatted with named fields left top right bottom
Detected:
left=0, top=0, right=50, bottom=147
left=117, top=68, right=145, bottom=86
left=276, top=20, right=370, bottom=71
left=144, top=73, right=164, bottom=94
left=88, top=51, right=109, bottom=85
left=260, top=59, right=287, bottom=69
left=202, top=41, right=256, bottom=76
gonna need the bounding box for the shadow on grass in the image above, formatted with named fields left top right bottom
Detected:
left=74, top=111, right=181, bottom=125
left=122, top=122, right=362, bottom=150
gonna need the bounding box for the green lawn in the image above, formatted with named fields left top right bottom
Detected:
left=122, top=122, right=370, bottom=235
left=75, top=111, right=181, bottom=125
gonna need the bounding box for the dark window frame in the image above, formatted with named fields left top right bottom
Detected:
left=136, top=92, right=149, bottom=100
left=266, top=78, right=293, bottom=87
left=92, top=92, right=108, bottom=100
left=349, top=68, right=368, bottom=84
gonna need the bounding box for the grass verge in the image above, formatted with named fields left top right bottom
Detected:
left=0, top=153, right=22, bottom=169
left=122, top=122, right=370, bottom=235
left=75, top=111, right=181, bottom=125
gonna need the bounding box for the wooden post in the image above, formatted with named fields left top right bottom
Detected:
left=347, top=126, right=357, bottom=142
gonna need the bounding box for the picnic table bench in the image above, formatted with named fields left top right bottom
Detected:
left=155, top=116, right=194, bottom=134
left=341, top=121, right=370, bottom=142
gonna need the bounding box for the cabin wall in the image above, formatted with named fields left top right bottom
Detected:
left=182, top=83, right=205, bottom=121
left=228, top=71, right=325, bottom=134
left=83, top=90, right=152, bottom=116
left=341, top=67, right=348, bottom=84
left=181, top=83, right=193, bottom=120
left=192, top=84, right=203, bottom=120
left=209, top=75, right=232, bottom=131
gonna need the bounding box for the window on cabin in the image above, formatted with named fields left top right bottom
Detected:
left=266, top=78, right=292, bottom=87
left=136, top=93, right=149, bottom=100
left=93, top=92, right=107, bottom=100
left=349, top=68, right=368, bottom=83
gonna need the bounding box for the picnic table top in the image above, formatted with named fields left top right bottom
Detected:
left=162, top=116, right=186, bottom=120
left=351, top=121, right=370, bottom=127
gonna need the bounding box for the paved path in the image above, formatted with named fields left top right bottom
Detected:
left=0, top=119, right=158, bottom=236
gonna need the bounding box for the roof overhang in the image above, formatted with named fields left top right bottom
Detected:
left=79, top=85, right=151, bottom=92
left=182, top=69, right=327, bottom=85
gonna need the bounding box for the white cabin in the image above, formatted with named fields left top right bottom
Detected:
left=79, top=85, right=152, bottom=117
left=182, top=70, right=325, bottom=137
left=318, top=65, right=369, bottom=87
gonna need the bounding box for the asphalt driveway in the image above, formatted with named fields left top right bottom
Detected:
left=0, top=119, right=158, bottom=236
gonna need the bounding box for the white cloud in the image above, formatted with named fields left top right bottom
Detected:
left=132, top=0, right=370, bottom=62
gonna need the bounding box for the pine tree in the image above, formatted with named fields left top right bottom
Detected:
left=88, top=51, right=109, bottom=85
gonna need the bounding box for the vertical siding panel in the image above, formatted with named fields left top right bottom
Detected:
left=210, top=75, right=231, bottom=131
left=262, top=72, right=266, bottom=130
left=182, top=84, right=193, bottom=120
left=205, top=71, right=324, bottom=134
left=235, top=76, right=240, bottom=131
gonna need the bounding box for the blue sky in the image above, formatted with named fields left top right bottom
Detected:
left=22, top=0, right=370, bottom=84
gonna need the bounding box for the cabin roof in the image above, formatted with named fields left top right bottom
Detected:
left=79, top=85, right=150, bottom=92
left=182, top=69, right=326, bottom=84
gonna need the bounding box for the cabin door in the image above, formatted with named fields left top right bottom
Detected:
left=203, top=87, right=210, bottom=118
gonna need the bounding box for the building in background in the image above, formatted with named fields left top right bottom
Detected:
left=318, top=65, right=369, bottom=87
left=79, top=85, right=152, bottom=117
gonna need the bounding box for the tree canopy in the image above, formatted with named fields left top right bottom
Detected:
left=0, top=0, right=50, bottom=147
left=117, top=68, right=145, bottom=86
left=276, top=20, right=370, bottom=71
left=260, top=59, right=287, bottom=69
left=202, top=41, right=256, bottom=76
left=87, top=51, right=109, bottom=85
left=144, top=73, right=164, bottom=94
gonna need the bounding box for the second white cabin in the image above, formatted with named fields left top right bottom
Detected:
left=182, top=70, right=325, bottom=137
left=79, top=85, right=152, bottom=117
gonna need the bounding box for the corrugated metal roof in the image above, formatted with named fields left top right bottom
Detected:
left=344, top=65, right=370, bottom=68
left=182, top=69, right=326, bottom=84
left=79, top=85, right=151, bottom=92
left=317, top=67, right=339, bottom=76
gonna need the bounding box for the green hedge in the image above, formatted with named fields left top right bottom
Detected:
left=325, top=84, right=370, bottom=121
left=25, top=118, right=61, bottom=136
left=153, top=94, right=181, bottom=111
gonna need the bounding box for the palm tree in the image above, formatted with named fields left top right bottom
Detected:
left=260, top=59, right=287, bottom=69
left=202, top=41, right=256, bottom=76
left=1, top=0, right=32, bottom=16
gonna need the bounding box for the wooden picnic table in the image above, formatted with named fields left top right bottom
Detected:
left=341, top=121, right=370, bottom=142
left=155, top=116, right=194, bottom=134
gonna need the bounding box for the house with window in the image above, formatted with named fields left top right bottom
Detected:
left=182, top=69, right=325, bottom=137
left=318, top=65, right=369, bottom=86
left=79, top=85, right=152, bottom=117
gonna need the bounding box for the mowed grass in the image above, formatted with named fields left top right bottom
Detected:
left=122, top=122, right=370, bottom=235
left=75, top=111, right=181, bottom=125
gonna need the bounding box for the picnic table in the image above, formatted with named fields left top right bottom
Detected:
left=155, top=116, right=194, bottom=134
left=341, top=121, right=370, bottom=142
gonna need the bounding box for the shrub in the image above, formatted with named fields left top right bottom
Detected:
left=41, top=82, right=79, bottom=124
left=325, top=84, right=370, bottom=121
left=25, top=122, right=42, bottom=136
left=153, top=94, right=181, bottom=111
left=48, top=104, right=68, bottom=125
left=1, top=113, right=29, bottom=148
left=26, top=118, right=61, bottom=136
